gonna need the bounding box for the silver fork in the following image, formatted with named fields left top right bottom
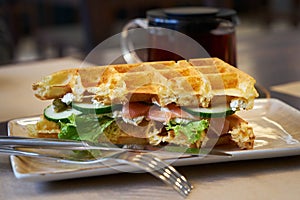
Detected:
left=0, top=147, right=192, bottom=197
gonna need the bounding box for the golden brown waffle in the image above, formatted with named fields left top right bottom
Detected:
left=188, top=58, right=258, bottom=110
left=32, top=58, right=258, bottom=109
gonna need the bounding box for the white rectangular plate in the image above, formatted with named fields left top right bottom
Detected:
left=8, top=98, right=300, bottom=181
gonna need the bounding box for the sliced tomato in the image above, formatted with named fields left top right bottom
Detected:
left=147, top=105, right=172, bottom=122
left=167, top=103, right=198, bottom=119
left=147, top=104, right=198, bottom=122
left=122, top=102, right=151, bottom=119
left=122, top=102, right=198, bottom=122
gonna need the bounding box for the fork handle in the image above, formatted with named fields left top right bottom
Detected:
left=0, top=147, right=42, bottom=157
left=0, top=147, right=69, bottom=161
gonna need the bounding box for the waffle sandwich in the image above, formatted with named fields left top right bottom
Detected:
left=32, top=58, right=258, bottom=150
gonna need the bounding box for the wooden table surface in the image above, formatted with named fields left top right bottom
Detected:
left=0, top=27, right=300, bottom=200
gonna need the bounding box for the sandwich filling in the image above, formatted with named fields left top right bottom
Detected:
left=32, top=92, right=254, bottom=150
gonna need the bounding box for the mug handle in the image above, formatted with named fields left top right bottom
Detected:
left=121, top=18, right=148, bottom=64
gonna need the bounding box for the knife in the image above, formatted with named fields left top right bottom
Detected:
left=0, top=136, right=232, bottom=157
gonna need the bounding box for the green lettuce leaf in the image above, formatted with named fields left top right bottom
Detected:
left=166, top=119, right=209, bottom=143
left=58, top=114, right=115, bottom=143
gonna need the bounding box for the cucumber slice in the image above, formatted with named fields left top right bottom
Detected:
left=71, top=103, right=119, bottom=114
left=44, top=105, right=82, bottom=122
left=183, top=105, right=235, bottom=118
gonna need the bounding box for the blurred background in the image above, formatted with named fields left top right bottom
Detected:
left=0, top=0, right=299, bottom=65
